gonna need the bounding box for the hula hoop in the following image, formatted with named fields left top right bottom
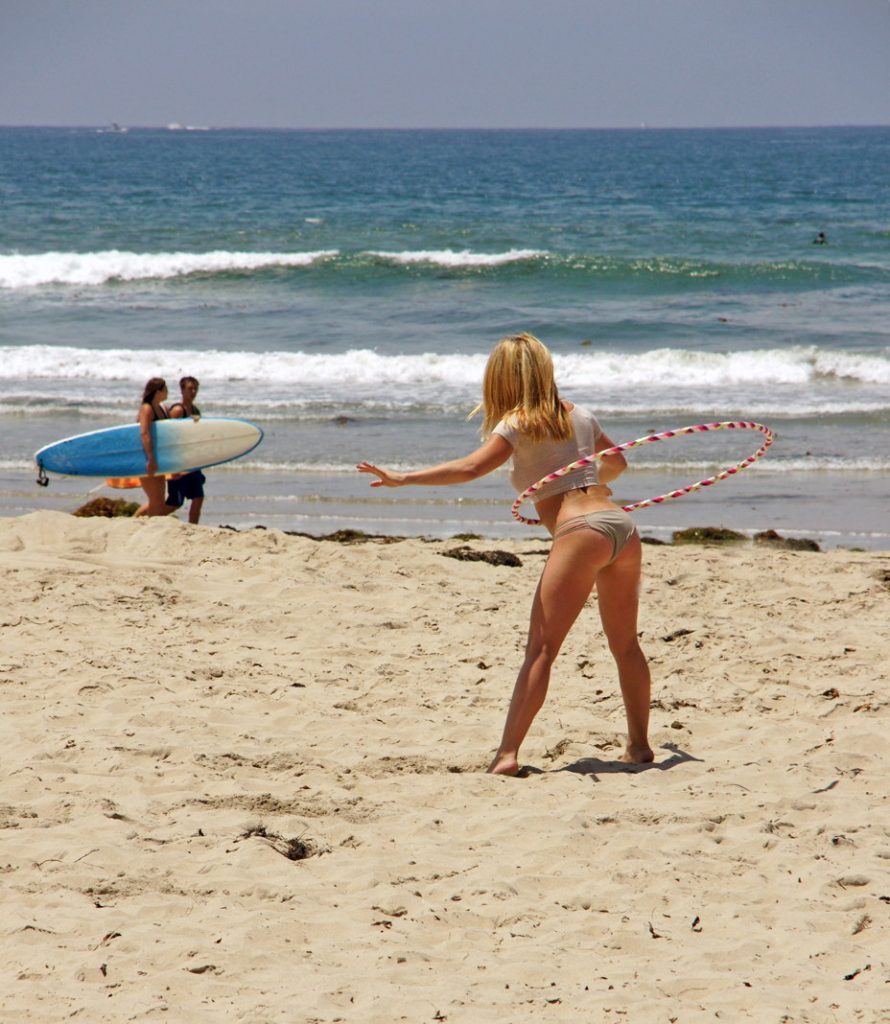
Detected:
left=511, top=421, right=774, bottom=525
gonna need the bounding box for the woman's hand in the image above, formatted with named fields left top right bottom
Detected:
left=356, top=461, right=405, bottom=488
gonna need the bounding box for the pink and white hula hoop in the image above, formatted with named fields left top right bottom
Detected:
left=512, top=421, right=775, bottom=525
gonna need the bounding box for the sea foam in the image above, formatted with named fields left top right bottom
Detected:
left=2, top=248, right=882, bottom=288
left=0, top=250, right=339, bottom=287
left=365, top=249, right=546, bottom=267
left=2, top=344, right=888, bottom=389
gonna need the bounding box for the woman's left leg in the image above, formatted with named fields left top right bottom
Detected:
left=595, top=533, right=652, bottom=763
left=487, top=528, right=613, bottom=775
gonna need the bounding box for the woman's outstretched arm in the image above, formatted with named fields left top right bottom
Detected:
left=357, top=435, right=513, bottom=488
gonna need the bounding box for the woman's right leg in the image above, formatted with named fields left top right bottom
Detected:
left=487, top=528, right=613, bottom=775
left=135, top=476, right=174, bottom=517
left=595, top=533, right=653, bottom=763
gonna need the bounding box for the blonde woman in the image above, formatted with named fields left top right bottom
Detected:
left=357, top=333, right=652, bottom=775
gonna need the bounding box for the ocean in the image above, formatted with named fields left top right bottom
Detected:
left=1, top=125, right=888, bottom=548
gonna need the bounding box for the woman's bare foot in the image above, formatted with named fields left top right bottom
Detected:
left=487, top=752, right=520, bottom=775
left=620, top=744, right=654, bottom=764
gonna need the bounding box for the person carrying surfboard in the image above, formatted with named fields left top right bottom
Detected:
left=165, top=376, right=207, bottom=524
left=134, top=378, right=178, bottom=518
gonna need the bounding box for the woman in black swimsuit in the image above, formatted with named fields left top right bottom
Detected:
left=134, top=377, right=177, bottom=518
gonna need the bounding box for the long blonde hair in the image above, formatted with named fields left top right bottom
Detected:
left=471, top=332, right=573, bottom=442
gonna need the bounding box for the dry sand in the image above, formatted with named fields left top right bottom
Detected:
left=1, top=511, right=888, bottom=1023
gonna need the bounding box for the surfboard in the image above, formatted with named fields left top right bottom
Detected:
left=34, top=417, right=264, bottom=479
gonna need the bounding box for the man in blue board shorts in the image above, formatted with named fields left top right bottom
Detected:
left=166, top=376, right=206, bottom=524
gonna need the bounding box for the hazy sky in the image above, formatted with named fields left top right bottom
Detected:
left=2, top=0, right=889, bottom=129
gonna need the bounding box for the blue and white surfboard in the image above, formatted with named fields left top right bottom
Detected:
left=35, top=417, right=264, bottom=479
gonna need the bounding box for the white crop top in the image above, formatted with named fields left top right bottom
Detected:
left=492, top=404, right=606, bottom=502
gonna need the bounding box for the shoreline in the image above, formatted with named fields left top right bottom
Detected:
left=205, top=522, right=834, bottom=554
left=3, top=462, right=890, bottom=551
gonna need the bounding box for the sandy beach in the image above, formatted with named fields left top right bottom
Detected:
left=1, top=510, right=888, bottom=1022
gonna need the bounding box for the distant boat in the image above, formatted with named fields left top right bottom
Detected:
left=97, top=123, right=128, bottom=134
left=167, top=122, right=210, bottom=131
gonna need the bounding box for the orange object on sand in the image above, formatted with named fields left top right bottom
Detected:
left=106, top=475, right=173, bottom=489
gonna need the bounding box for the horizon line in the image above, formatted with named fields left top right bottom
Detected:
left=2, top=121, right=889, bottom=133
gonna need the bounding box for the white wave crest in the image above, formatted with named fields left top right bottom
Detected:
left=812, top=349, right=890, bottom=385
left=553, top=348, right=805, bottom=387
left=366, top=248, right=546, bottom=267
left=1, top=344, right=888, bottom=403
left=0, top=345, right=490, bottom=388
left=0, top=250, right=339, bottom=287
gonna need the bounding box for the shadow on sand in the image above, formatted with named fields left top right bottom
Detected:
left=518, top=743, right=702, bottom=779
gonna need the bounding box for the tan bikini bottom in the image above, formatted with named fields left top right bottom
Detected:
left=553, top=509, right=637, bottom=563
